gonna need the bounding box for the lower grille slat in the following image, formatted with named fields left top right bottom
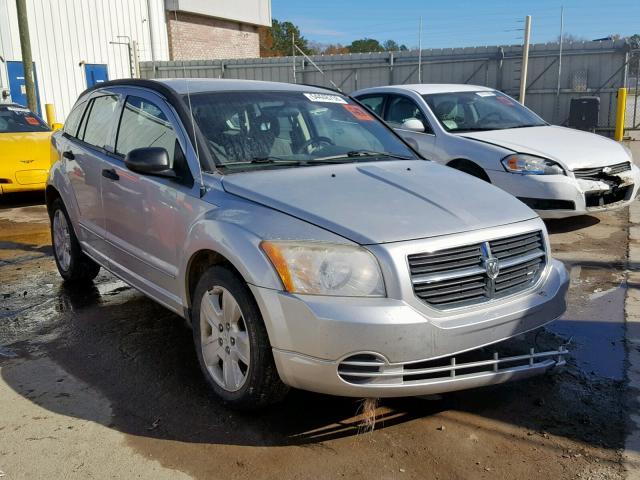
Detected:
left=409, top=231, right=546, bottom=309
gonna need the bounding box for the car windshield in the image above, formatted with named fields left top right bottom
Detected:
left=423, top=91, right=546, bottom=132
left=0, top=106, right=50, bottom=133
left=186, top=91, right=417, bottom=171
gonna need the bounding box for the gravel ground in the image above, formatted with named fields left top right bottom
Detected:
left=0, top=144, right=638, bottom=479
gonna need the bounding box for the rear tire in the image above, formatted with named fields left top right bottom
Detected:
left=191, top=265, right=288, bottom=410
left=50, top=198, right=100, bottom=283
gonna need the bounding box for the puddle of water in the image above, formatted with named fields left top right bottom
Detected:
left=549, top=265, right=626, bottom=380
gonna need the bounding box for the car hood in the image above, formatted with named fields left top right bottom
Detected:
left=221, top=160, right=537, bottom=244
left=460, top=125, right=632, bottom=170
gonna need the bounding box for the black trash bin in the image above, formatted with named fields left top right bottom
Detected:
left=568, top=96, right=600, bottom=131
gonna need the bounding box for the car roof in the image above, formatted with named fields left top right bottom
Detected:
left=156, top=78, right=338, bottom=95
left=85, top=78, right=339, bottom=96
left=354, top=84, right=494, bottom=95
left=0, top=103, right=28, bottom=110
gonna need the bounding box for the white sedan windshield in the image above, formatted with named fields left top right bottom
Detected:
left=423, top=91, right=546, bottom=132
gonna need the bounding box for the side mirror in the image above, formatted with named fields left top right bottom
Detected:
left=401, top=118, right=425, bottom=133
left=51, top=122, right=64, bottom=131
left=124, top=147, right=175, bottom=178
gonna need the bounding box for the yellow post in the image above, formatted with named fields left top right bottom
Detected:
left=44, top=103, right=56, bottom=126
left=614, top=87, right=627, bottom=141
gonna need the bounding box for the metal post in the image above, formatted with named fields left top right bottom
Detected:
left=132, top=40, right=140, bottom=78
left=44, top=103, right=55, bottom=126
left=519, top=15, right=532, bottom=105
left=110, top=36, right=135, bottom=78
left=15, top=0, right=37, bottom=112
left=145, top=0, right=156, bottom=73
left=615, top=87, right=627, bottom=141
left=634, top=56, right=639, bottom=127
left=555, top=7, right=564, bottom=123
left=417, top=16, right=423, bottom=83
left=292, top=32, right=296, bottom=84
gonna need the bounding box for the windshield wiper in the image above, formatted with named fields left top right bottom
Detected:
left=502, top=124, right=547, bottom=129
left=219, top=156, right=302, bottom=167
left=313, top=150, right=413, bottom=162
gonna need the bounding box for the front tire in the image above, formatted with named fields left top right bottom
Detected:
left=191, top=265, right=288, bottom=410
left=50, top=198, right=100, bottom=283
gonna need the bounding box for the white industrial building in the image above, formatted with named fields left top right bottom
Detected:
left=0, top=0, right=271, bottom=120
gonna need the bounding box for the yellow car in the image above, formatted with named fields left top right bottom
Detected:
left=0, top=103, right=55, bottom=194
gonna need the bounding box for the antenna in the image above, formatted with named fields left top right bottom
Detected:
left=174, top=9, right=206, bottom=197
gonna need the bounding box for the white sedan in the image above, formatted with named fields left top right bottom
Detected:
left=353, top=84, right=639, bottom=218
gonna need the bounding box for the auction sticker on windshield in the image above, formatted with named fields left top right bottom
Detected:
left=303, top=93, right=347, bottom=104
left=342, top=104, right=374, bottom=121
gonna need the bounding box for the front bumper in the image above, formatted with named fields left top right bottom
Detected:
left=487, top=164, right=640, bottom=218
left=250, top=258, right=569, bottom=397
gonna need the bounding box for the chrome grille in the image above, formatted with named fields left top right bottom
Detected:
left=573, top=161, right=630, bottom=179
left=409, top=231, right=546, bottom=309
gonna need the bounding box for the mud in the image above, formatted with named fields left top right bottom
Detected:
left=0, top=190, right=631, bottom=480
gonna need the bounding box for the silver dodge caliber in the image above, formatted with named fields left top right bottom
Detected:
left=47, top=78, right=569, bottom=409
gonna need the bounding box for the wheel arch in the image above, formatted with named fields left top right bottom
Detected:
left=446, top=158, right=492, bottom=183
left=45, top=185, right=61, bottom=217
left=185, top=249, right=245, bottom=314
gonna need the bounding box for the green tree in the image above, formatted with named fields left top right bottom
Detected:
left=347, top=38, right=385, bottom=53
left=382, top=40, right=408, bottom=52
left=258, top=19, right=312, bottom=57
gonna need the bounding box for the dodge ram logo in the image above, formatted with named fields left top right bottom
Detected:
left=485, top=257, right=500, bottom=280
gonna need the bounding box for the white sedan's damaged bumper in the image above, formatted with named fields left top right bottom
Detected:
left=488, top=163, right=640, bottom=218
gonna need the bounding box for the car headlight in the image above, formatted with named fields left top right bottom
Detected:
left=261, top=241, right=386, bottom=297
left=501, top=154, right=565, bottom=175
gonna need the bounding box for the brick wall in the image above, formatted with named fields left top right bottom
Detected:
left=167, top=11, right=259, bottom=60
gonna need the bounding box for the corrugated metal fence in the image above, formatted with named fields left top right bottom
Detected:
left=140, top=40, right=632, bottom=130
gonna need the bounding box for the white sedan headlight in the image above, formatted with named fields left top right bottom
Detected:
left=261, top=241, right=386, bottom=297
left=501, top=154, right=565, bottom=175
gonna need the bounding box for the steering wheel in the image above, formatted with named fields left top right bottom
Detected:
left=478, top=112, right=503, bottom=124
left=295, top=136, right=334, bottom=154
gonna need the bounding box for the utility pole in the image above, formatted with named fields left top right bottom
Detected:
left=417, top=16, right=423, bottom=83
left=519, top=15, right=532, bottom=105
left=15, top=0, right=37, bottom=112
left=292, top=32, right=296, bottom=84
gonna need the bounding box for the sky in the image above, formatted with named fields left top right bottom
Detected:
left=271, top=0, right=640, bottom=50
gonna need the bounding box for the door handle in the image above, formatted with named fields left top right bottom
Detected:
left=101, top=168, right=120, bottom=181
left=62, top=150, right=75, bottom=160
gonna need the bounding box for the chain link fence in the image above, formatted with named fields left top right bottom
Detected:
left=626, top=50, right=640, bottom=131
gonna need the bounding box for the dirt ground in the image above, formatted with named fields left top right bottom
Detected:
left=1, top=146, right=638, bottom=479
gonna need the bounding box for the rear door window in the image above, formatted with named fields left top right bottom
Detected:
left=80, top=95, right=119, bottom=148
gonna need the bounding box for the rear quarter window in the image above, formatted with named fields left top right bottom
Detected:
left=63, top=101, right=87, bottom=138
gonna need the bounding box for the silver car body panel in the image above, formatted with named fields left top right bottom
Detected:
left=48, top=78, right=569, bottom=398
